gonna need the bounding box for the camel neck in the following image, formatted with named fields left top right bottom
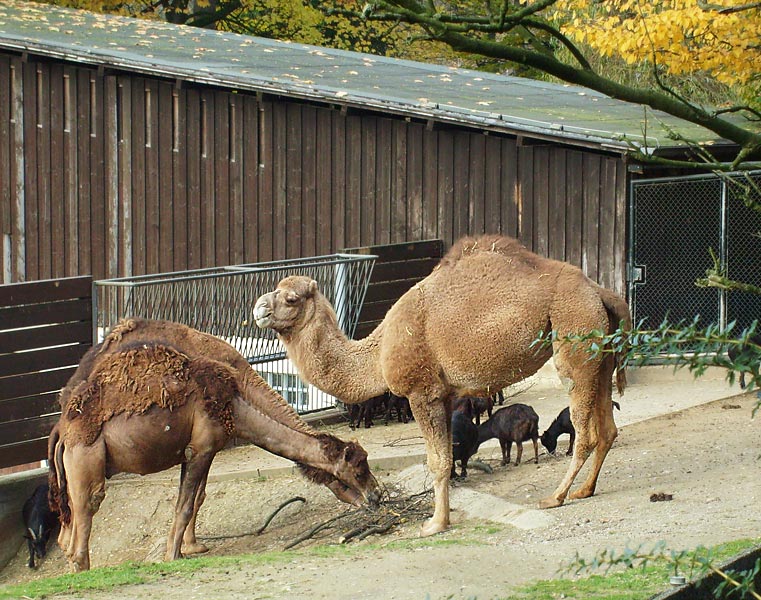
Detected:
left=281, top=323, right=386, bottom=404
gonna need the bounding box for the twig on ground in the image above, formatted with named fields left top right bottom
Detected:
left=384, top=435, right=424, bottom=447
left=256, top=496, right=306, bottom=534
left=284, top=485, right=433, bottom=549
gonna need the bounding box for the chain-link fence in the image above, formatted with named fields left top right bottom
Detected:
left=94, top=254, right=376, bottom=413
left=629, top=171, right=761, bottom=345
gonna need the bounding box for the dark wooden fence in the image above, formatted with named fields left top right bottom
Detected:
left=346, top=240, right=445, bottom=340
left=0, top=54, right=627, bottom=297
left=0, top=276, right=92, bottom=469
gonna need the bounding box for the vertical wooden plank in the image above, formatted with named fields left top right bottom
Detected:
left=344, top=114, right=361, bottom=248
left=614, top=160, right=628, bottom=296
left=314, top=107, right=333, bottom=255
left=229, top=94, right=243, bottom=265
left=452, top=131, right=470, bottom=241
left=185, top=89, right=201, bottom=270
left=104, top=75, right=119, bottom=279
left=301, top=105, right=317, bottom=258
left=76, top=70, right=91, bottom=276
left=23, top=61, right=38, bottom=281
left=534, top=147, right=550, bottom=257
left=468, top=132, right=486, bottom=235
left=331, top=110, right=346, bottom=251
left=599, top=156, right=619, bottom=290
left=582, top=153, right=601, bottom=282
left=565, top=151, right=584, bottom=269
left=63, top=67, right=78, bottom=277
left=272, top=102, right=286, bottom=260
left=36, top=63, right=52, bottom=280
left=10, top=59, right=25, bottom=282
left=500, top=138, right=518, bottom=238
left=375, top=118, right=392, bottom=245
left=422, top=126, right=438, bottom=240
left=242, top=95, right=259, bottom=262
left=548, top=148, right=566, bottom=261
left=437, top=129, right=454, bottom=247
left=284, top=103, right=302, bottom=259
left=172, top=85, right=188, bottom=271
left=406, top=122, right=423, bottom=241
left=214, top=90, right=230, bottom=266
left=0, top=58, right=9, bottom=282
left=390, top=120, right=407, bottom=243
left=130, top=77, right=146, bottom=275
left=360, top=117, right=376, bottom=246
left=49, top=64, right=65, bottom=278
left=483, top=135, right=501, bottom=234
left=89, top=71, right=106, bottom=280
left=158, top=83, right=174, bottom=272
left=258, top=100, right=274, bottom=261
left=517, top=145, right=534, bottom=250
left=118, top=77, right=132, bottom=277
left=200, top=91, right=215, bottom=267
left=144, top=79, right=159, bottom=274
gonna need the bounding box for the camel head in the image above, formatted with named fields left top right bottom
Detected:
left=254, top=276, right=322, bottom=336
left=298, top=436, right=381, bottom=507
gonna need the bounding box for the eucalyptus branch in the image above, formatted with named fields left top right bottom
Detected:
left=714, top=105, right=761, bottom=121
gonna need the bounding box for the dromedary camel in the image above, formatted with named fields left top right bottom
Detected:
left=254, top=234, right=631, bottom=536
left=48, top=318, right=379, bottom=571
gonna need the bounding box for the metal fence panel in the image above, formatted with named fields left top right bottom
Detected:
left=630, top=171, right=761, bottom=342
left=94, top=254, right=376, bottom=413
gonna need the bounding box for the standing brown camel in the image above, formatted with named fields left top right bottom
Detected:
left=254, top=234, right=630, bottom=536
left=48, top=318, right=379, bottom=572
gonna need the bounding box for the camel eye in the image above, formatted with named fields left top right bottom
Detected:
left=284, top=293, right=299, bottom=305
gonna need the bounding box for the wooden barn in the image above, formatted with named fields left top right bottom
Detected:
left=0, top=0, right=759, bottom=326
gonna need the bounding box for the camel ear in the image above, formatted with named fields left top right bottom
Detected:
left=307, top=279, right=318, bottom=297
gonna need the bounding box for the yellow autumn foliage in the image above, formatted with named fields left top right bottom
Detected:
left=556, top=0, right=760, bottom=90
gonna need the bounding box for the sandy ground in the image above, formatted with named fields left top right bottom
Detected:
left=2, top=366, right=759, bottom=600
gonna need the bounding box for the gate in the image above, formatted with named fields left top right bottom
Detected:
left=94, top=254, right=375, bottom=414
left=629, top=171, right=761, bottom=335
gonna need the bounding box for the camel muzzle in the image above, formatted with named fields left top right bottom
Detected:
left=253, top=298, right=272, bottom=328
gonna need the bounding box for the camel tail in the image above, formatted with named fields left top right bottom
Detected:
left=597, top=285, right=632, bottom=396
left=47, top=422, right=71, bottom=525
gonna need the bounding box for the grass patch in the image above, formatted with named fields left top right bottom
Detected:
left=4, top=538, right=757, bottom=599
left=507, top=538, right=761, bottom=600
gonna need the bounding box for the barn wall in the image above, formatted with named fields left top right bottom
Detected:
left=0, top=53, right=628, bottom=295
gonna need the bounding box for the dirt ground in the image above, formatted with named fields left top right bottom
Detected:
left=2, top=374, right=760, bottom=600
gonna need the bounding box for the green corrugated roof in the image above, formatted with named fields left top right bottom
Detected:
left=0, top=0, right=739, bottom=153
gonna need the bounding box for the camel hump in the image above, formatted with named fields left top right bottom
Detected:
left=440, top=234, right=527, bottom=268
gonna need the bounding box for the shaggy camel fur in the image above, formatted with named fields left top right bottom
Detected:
left=254, top=234, right=630, bottom=536
left=48, top=318, right=379, bottom=572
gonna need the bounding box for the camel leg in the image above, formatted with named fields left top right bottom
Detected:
left=540, top=356, right=617, bottom=508
left=182, top=471, right=210, bottom=555
left=165, top=452, right=215, bottom=561
left=515, top=441, right=523, bottom=466
left=61, top=441, right=106, bottom=572
left=568, top=357, right=618, bottom=500
left=410, top=395, right=452, bottom=537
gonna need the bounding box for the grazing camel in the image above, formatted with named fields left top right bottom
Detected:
left=48, top=318, right=379, bottom=572
left=254, top=234, right=630, bottom=536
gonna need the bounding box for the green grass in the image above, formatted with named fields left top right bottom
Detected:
left=507, top=538, right=761, bottom=600
left=2, top=538, right=758, bottom=599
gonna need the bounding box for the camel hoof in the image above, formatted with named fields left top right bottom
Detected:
left=538, top=496, right=564, bottom=509
left=182, top=542, right=209, bottom=555
left=569, top=488, right=594, bottom=501
left=419, top=518, right=448, bottom=537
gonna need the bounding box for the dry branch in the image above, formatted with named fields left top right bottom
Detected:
left=284, top=485, right=433, bottom=550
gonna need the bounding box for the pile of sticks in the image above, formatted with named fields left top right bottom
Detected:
left=283, top=486, right=433, bottom=550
